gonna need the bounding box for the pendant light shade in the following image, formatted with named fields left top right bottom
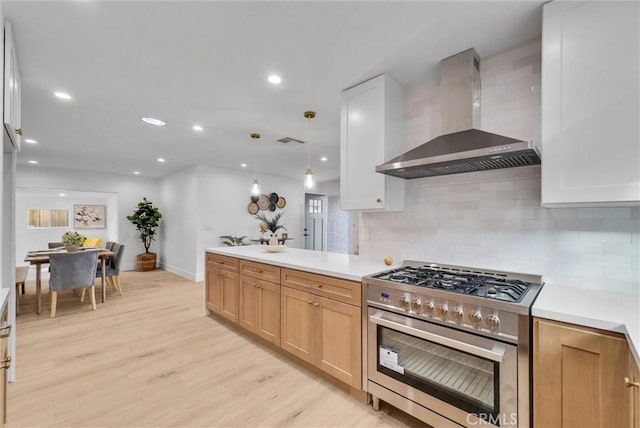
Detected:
left=304, top=111, right=316, bottom=190
left=250, top=133, right=261, bottom=196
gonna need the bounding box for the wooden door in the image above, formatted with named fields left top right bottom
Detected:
left=315, top=297, right=361, bottom=388
left=280, top=287, right=315, bottom=364
left=220, top=270, right=239, bottom=323
left=534, top=318, right=629, bottom=428
left=206, top=267, right=222, bottom=314
left=238, top=276, right=258, bottom=333
left=257, top=281, right=280, bottom=345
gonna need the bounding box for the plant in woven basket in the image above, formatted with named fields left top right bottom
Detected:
left=127, top=197, right=162, bottom=253
left=255, top=212, right=286, bottom=235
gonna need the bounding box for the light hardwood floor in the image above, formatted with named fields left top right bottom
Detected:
left=9, top=269, right=428, bottom=428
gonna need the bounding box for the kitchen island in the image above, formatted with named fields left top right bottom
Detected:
left=204, top=245, right=389, bottom=398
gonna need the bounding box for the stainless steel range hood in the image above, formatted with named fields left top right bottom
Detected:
left=376, top=48, right=540, bottom=179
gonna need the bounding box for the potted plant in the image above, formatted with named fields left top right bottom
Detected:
left=127, top=197, right=162, bottom=271
left=61, top=231, right=86, bottom=252
left=219, top=235, right=248, bottom=246
left=255, top=212, right=286, bottom=236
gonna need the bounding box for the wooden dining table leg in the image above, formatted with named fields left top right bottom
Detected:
left=101, top=257, right=107, bottom=303
left=36, top=263, right=42, bottom=314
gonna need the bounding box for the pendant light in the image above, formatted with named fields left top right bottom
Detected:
left=250, top=133, right=261, bottom=196
left=304, top=111, right=316, bottom=190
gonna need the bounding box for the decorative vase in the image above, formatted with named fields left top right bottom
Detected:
left=64, top=244, right=80, bottom=252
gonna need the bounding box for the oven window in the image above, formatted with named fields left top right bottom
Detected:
left=377, top=326, right=499, bottom=419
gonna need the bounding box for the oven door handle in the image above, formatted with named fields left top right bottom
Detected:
left=369, top=313, right=505, bottom=363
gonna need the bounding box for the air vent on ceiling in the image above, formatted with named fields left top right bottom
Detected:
left=275, top=137, right=305, bottom=145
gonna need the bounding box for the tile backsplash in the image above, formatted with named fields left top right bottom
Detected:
left=360, top=166, right=640, bottom=294
left=359, top=40, right=639, bottom=294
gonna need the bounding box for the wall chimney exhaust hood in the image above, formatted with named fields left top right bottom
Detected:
left=376, top=48, right=540, bottom=179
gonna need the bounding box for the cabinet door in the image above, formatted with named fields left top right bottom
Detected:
left=631, top=350, right=640, bottom=428
left=220, top=270, right=239, bottom=323
left=534, top=318, right=629, bottom=427
left=316, top=297, right=361, bottom=388
left=340, top=74, right=404, bottom=211
left=541, top=1, right=640, bottom=206
left=3, top=22, right=21, bottom=152
left=238, top=276, right=259, bottom=333
left=280, top=287, right=315, bottom=364
left=257, top=280, right=280, bottom=345
left=206, top=267, right=222, bottom=314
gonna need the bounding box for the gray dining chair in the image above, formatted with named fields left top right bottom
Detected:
left=49, top=250, right=99, bottom=318
left=104, top=241, right=115, bottom=251
left=96, top=243, right=125, bottom=295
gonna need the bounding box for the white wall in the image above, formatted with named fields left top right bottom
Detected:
left=159, top=166, right=198, bottom=280
left=359, top=40, right=640, bottom=295
left=16, top=166, right=161, bottom=271
left=193, top=164, right=305, bottom=281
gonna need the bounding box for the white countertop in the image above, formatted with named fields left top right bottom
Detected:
left=206, top=245, right=391, bottom=282
left=533, top=284, right=640, bottom=367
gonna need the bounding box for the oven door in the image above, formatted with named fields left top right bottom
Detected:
left=368, top=308, right=518, bottom=427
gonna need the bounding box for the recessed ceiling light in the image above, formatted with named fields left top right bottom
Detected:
left=141, top=117, right=166, bottom=126
left=28, top=160, right=38, bottom=164
left=267, top=75, right=282, bottom=84
left=320, top=156, right=328, bottom=162
left=240, top=163, right=247, bottom=168
left=25, top=139, right=38, bottom=144
left=53, top=91, right=72, bottom=100
left=157, top=158, right=165, bottom=163
left=133, top=171, right=141, bottom=175
left=192, top=125, right=203, bottom=132
left=59, top=193, right=66, bottom=197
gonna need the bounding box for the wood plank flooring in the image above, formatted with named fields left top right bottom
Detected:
left=9, top=269, right=428, bottom=427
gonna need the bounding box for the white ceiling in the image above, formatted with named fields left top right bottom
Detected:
left=4, top=0, right=544, bottom=183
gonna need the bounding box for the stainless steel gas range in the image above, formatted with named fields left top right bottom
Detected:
left=363, top=261, right=543, bottom=427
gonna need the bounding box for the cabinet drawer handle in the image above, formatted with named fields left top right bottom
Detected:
left=256, top=285, right=262, bottom=289
left=0, top=325, right=10, bottom=339
left=625, top=377, right=640, bottom=388
left=15, top=128, right=22, bottom=136
left=376, top=198, right=382, bottom=203
left=1, top=356, right=11, bottom=369
left=314, top=303, right=320, bottom=307
left=307, top=301, right=312, bottom=304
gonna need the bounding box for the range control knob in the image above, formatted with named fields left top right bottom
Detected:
left=424, top=301, right=435, bottom=315
left=469, top=311, right=483, bottom=326
left=411, top=299, right=422, bottom=311
left=485, top=314, right=500, bottom=330
left=399, top=296, right=410, bottom=308
left=436, top=304, right=449, bottom=318
left=451, top=307, right=464, bottom=322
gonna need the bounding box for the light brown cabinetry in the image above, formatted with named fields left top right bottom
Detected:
left=281, top=270, right=362, bottom=389
left=534, top=318, right=630, bottom=427
left=206, top=254, right=239, bottom=323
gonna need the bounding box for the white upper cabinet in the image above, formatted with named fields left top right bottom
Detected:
left=3, top=21, right=21, bottom=152
left=340, top=74, right=405, bottom=211
left=541, top=1, right=639, bottom=207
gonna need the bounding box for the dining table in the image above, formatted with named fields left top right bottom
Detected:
left=24, top=248, right=115, bottom=314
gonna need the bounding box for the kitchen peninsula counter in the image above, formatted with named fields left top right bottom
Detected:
left=206, top=245, right=389, bottom=282
left=532, top=284, right=640, bottom=367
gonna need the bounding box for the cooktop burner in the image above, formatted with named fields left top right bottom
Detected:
left=373, top=265, right=535, bottom=303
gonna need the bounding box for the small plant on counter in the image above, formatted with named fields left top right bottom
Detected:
left=220, top=235, right=248, bottom=246
left=61, top=231, right=86, bottom=246
left=255, top=212, right=286, bottom=235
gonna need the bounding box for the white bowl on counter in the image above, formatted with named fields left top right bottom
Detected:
left=261, top=245, right=286, bottom=253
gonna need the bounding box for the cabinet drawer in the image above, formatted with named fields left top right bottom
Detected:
left=240, top=260, right=281, bottom=283
left=281, top=268, right=361, bottom=306
left=206, top=253, right=239, bottom=272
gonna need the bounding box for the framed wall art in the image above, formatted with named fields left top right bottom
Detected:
left=74, top=204, right=106, bottom=229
